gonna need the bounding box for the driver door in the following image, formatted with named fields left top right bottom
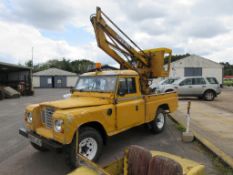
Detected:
left=116, top=77, right=145, bottom=130
left=177, top=78, right=192, bottom=95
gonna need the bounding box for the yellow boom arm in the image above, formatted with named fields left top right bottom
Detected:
left=90, top=7, right=172, bottom=94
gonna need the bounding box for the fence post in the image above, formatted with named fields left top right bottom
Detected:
left=182, top=101, right=194, bottom=142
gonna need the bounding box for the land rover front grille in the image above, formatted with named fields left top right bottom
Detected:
left=41, top=107, right=55, bottom=128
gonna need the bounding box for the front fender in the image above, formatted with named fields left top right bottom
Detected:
left=61, top=104, right=116, bottom=144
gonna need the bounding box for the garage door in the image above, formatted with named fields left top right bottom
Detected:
left=54, top=76, right=66, bottom=88
left=40, top=76, right=53, bottom=88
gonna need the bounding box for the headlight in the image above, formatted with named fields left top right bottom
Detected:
left=54, top=119, right=64, bottom=133
left=26, top=112, right=33, bottom=123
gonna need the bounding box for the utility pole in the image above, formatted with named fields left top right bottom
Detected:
left=31, top=47, right=34, bottom=68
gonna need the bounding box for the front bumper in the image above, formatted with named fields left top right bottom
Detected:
left=216, top=91, right=221, bottom=96
left=19, top=127, right=63, bottom=150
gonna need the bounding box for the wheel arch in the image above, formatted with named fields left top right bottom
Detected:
left=165, top=89, right=174, bottom=93
left=79, top=121, right=107, bottom=145
left=158, top=104, right=170, bottom=113
left=203, top=89, right=216, bottom=97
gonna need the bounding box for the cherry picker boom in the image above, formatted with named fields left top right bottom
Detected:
left=91, top=7, right=172, bottom=94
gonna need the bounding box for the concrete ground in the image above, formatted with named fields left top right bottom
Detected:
left=172, top=88, right=233, bottom=169
left=203, top=87, right=233, bottom=113
left=0, top=89, right=223, bottom=175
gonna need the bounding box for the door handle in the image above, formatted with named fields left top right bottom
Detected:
left=202, top=85, right=206, bottom=88
left=188, top=86, right=192, bottom=88
left=135, top=105, right=139, bottom=111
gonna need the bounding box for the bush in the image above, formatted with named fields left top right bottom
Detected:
left=224, top=79, right=233, bottom=86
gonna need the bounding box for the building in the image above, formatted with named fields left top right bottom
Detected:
left=33, top=68, right=78, bottom=88
left=167, top=55, right=224, bottom=84
left=0, top=61, right=33, bottom=95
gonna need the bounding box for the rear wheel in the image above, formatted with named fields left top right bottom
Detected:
left=204, top=90, right=215, bottom=101
left=30, top=142, right=49, bottom=152
left=65, top=127, right=103, bottom=168
left=150, top=108, right=166, bottom=134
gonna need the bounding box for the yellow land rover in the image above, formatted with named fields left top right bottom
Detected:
left=19, top=69, right=178, bottom=167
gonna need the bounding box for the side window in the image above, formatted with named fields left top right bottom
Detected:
left=192, top=78, right=206, bottom=85
left=118, top=77, right=136, bottom=95
left=207, top=77, right=219, bottom=84
left=179, top=78, right=192, bottom=86
left=127, top=78, right=136, bottom=93
left=118, top=78, right=127, bottom=94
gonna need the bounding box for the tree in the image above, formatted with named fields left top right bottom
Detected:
left=164, top=53, right=191, bottom=64
left=25, top=60, right=33, bottom=67
left=220, top=62, right=233, bottom=76
left=26, top=58, right=95, bottom=74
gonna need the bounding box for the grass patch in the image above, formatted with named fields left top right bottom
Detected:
left=212, top=157, right=233, bottom=175
left=176, top=123, right=186, bottom=132
left=193, top=141, right=233, bottom=175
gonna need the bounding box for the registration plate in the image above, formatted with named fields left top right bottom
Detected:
left=29, top=134, right=42, bottom=147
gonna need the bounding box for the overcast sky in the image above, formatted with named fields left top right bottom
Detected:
left=0, top=0, right=233, bottom=66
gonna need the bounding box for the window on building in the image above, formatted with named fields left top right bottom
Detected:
left=184, top=67, right=202, bottom=76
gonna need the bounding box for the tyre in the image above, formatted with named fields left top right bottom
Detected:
left=65, top=127, right=103, bottom=168
left=203, top=90, right=215, bottom=101
left=30, top=142, right=49, bottom=152
left=150, top=108, right=166, bottom=134
left=0, top=91, right=4, bottom=100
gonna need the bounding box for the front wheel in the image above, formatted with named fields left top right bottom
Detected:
left=150, top=108, right=166, bottom=134
left=65, top=127, right=103, bottom=168
left=204, top=90, right=215, bottom=101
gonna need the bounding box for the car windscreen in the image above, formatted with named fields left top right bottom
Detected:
left=75, top=76, right=117, bottom=92
left=162, top=78, right=179, bottom=85
left=207, top=77, right=219, bottom=84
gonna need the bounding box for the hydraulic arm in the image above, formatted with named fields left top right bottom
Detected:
left=91, top=7, right=172, bottom=94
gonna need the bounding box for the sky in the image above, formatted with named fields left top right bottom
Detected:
left=0, top=0, right=233, bottom=67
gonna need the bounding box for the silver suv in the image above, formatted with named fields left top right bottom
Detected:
left=157, top=77, right=221, bottom=101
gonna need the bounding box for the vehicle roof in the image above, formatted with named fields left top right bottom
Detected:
left=179, top=76, right=215, bottom=79
left=81, top=70, right=138, bottom=76
left=166, top=77, right=180, bottom=79
left=173, top=76, right=217, bottom=84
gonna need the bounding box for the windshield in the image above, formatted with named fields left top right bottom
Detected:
left=75, top=76, right=117, bottom=92
left=161, top=78, right=179, bottom=85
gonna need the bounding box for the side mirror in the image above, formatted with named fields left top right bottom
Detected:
left=118, top=89, right=126, bottom=96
